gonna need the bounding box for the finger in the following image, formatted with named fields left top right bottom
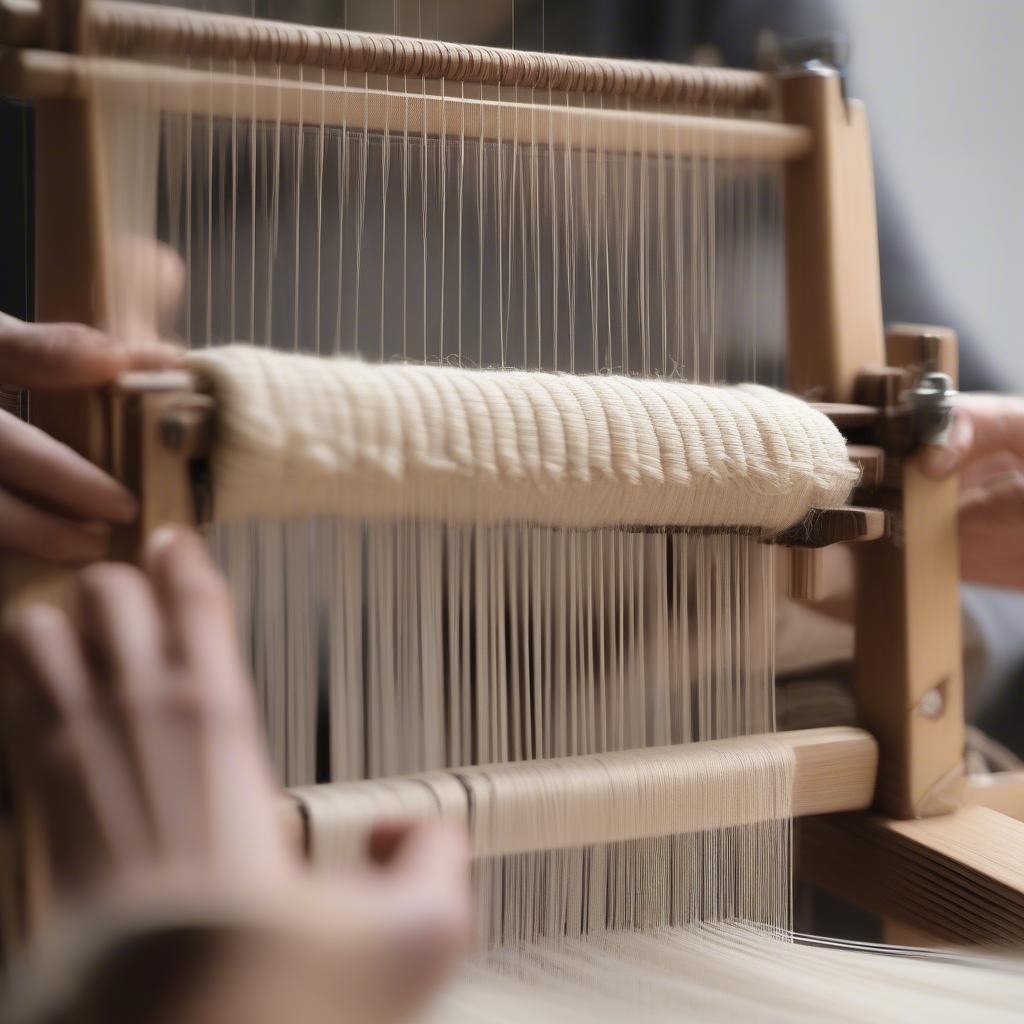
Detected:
left=959, top=450, right=1024, bottom=491
left=1, top=605, right=149, bottom=890
left=921, top=395, right=1024, bottom=479
left=77, top=563, right=164, bottom=698
left=368, top=821, right=418, bottom=867
left=143, top=528, right=243, bottom=687
left=143, top=528, right=288, bottom=871
left=309, top=825, right=471, bottom=1024
left=0, top=317, right=182, bottom=390
left=0, top=410, right=138, bottom=523
left=0, top=488, right=112, bottom=563
left=112, top=239, right=187, bottom=342
left=378, top=823, right=472, bottom=1012
left=387, top=821, right=470, bottom=888
left=959, top=474, right=1024, bottom=590
left=76, top=562, right=210, bottom=858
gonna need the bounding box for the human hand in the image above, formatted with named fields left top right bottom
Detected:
left=0, top=313, right=182, bottom=563
left=920, top=393, right=1024, bottom=589
left=0, top=528, right=470, bottom=1024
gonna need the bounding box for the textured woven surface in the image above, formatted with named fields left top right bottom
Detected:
left=188, top=346, right=858, bottom=531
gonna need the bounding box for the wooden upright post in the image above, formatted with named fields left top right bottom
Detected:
left=32, top=0, right=110, bottom=457
left=854, top=328, right=964, bottom=818
left=781, top=68, right=964, bottom=819
left=780, top=66, right=886, bottom=401
left=0, top=0, right=111, bottom=606
left=0, top=0, right=110, bottom=948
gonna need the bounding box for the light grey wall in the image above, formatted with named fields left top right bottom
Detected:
left=841, top=0, right=1024, bottom=390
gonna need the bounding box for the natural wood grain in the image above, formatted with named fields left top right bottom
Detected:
left=800, top=807, right=1024, bottom=946
left=781, top=68, right=886, bottom=402
left=852, top=327, right=964, bottom=820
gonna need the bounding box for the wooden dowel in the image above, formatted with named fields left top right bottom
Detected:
left=285, top=727, right=878, bottom=860
left=1, top=49, right=812, bottom=161
left=0, top=0, right=775, bottom=109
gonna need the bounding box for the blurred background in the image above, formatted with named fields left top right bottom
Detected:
left=844, top=0, right=1022, bottom=390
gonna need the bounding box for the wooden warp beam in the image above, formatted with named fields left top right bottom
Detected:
left=185, top=346, right=860, bottom=531
left=2, top=0, right=774, bottom=108
left=0, top=50, right=812, bottom=161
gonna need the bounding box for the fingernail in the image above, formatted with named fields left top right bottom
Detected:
left=922, top=444, right=958, bottom=477
left=146, top=339, right=186, bottom=360
left=145, top=526, right=181, bottom=566
left=152, top=339, right=186, bottom=355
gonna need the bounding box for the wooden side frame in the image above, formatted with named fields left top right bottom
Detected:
left=780, top=66, right=886, bottom=403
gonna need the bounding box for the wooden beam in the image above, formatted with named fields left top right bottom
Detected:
left=1, top=48, right=813, bottom=161
left=285, top=727, right=878, bottom=861
left=799, top=807, right=1024, bottom=946
left=963, top=773, right=1024, bottom=823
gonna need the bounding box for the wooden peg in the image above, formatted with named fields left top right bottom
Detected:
left=767, top=506, right=886, bottom=549
left=788, top=548, right=824, bottom=601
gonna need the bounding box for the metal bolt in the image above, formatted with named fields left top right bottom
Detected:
left=918, top=687, right=945, bottom=720
left=911, top=371, right=956, bottom=446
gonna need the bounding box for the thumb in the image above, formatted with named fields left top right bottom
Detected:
left=921, top=394, right=1024, bottom=479
left=0, top=318, right=182, bottom=390
left=959, top=473, right=1024, bottom=589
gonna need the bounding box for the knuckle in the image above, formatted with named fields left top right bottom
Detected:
left=162, top=684, right=251, bottom=731
left=53, top=322, right=105, bottom=355
left=47, top=526, right=102, bottom=564
left=175, top=568, right=231, bottom=612
left=2, top=605, right=67, bottom=656
left=406, top=900, right=473, bottom=984
left=78, top=561, right=146, bottom=597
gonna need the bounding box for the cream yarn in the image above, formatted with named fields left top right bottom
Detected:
left=188, top=346, right=857, bottom=531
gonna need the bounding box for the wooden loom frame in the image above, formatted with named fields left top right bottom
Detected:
left=3, top=0, right=1024, bottom=951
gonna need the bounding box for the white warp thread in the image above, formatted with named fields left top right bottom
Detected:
left=188, top=346, right=858, bottom=530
